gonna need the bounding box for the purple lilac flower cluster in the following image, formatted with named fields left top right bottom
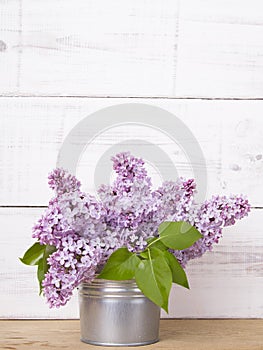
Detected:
left=42, top=233, right=102, bottom=307
left=33, top=152, right=250, bottom=308
left=173, top=195, right=250, bottom=267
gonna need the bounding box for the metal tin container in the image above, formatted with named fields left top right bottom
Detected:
left=79, top=279, right=160, bottom=346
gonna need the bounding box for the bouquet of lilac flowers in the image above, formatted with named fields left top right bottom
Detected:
left=20, top=152, right=250, bottom=312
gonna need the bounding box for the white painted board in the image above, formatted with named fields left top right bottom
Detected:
left=1, top=1, right=263, bottom=97
left=176, top=0, right=263, bottom=98
left=0, top=98, right=262, bottom=206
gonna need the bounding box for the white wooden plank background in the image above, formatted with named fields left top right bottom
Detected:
left=1, top=0, right=180, bottom=97
left=1, top=0, right=263, bottom=97
left=0, top=98, right=262, bottom=206
left=176, top=0, right=263, bottom=98
left=0, top=0, right=263, bottom=319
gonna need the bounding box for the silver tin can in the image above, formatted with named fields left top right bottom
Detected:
left=79, top=279, right=160, bottom=346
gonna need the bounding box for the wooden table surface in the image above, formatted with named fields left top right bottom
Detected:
left=0, top=320, right=262, bottom=350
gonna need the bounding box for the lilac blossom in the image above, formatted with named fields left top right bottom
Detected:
left=112, top=151, right=152, bottom=193
left=32, top=198, right=70, bottom=248
left=42, top=233, right=102, bottom=308
left=141, top=178, right=197, bottom=234
left=57, top=191, right=107, bottom=238
left=173, top=195, right=251, bottom=267
left=48, top=168, right=81, bottom=195
left=98, top=152, right=155, bottom=250
left=33, top=152, right=251, bottom=308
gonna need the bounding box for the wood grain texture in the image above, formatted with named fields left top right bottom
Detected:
left=1, top=207, right=262, bottom=319
left=0, top=98, right=262, bottom=206
left=0, top=0, right=20, bottom=94
left=1, top=320, right=263, bottom=350
left=1, top=0, right=263, bottom=97
left=8, top=0, right=179, bottom=97
left=176, top=0, right=263, bottom=98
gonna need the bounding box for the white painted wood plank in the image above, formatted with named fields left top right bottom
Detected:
left=0, top=0, right=20, bottom=94
left=176, top=0, right=263, bottom=98
left=2, top=0, right=263, bottom=97
left=0, top=98, right=262, bottom=206
left=0, top=208, right=261, bottom=318
left=15, top=0, right=179, bottom=97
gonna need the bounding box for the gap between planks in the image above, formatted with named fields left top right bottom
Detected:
left=1, top=95, right=263, bottom=100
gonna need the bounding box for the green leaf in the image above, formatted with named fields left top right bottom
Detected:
left=135, top=250, right=172, bottom=313
left=20, top=242, right=56, bottom=295
left=164, top=251, right=189, bottom=289
left=140, top=241, right=167, bottom=259
left=38, top=245, right=56, bottom=295
left=147, top=237, right=167, bottom=251
left=140, top=251, right=149, bottom=259
left=140, top=246, right=163, bottom=259
left=37, top=258, right=45, bottom=295
left=19, top=242, right=45, bottom=266
left=98, top=248, right=141, bottom=280
left=159, top=221, right=202, bottom=250
left=148, top=246, right=166, bottom=259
